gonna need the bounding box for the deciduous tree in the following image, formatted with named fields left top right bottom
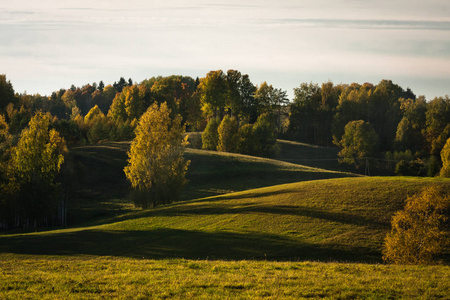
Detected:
left=202, top=118, right=220, bottom=151
left=124, top=102, right=189, bottom=209
left=338, top=120, right=379, bottom=167
left=440, top=137, right=450, bottom=177
left=9, top=112, right=67, bottom=225
left=217, top=116, right=239, bottom=153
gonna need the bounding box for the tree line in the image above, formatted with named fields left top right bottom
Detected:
left=1, top=72, right=450, bottom=228
left=287, top=81, right=450, bottom=176
left=0, top=71, right=285, bottom=227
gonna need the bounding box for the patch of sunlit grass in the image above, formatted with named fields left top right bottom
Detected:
left=0, top=256, right=449, bottom=299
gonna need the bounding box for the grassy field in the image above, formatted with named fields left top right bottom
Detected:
left=1, top=257, right=449, bottom=299
left=1, top=141, right=450, bottom=298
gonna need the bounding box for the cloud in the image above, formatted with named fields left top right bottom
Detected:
left=265, top=18, right=450, bottom=31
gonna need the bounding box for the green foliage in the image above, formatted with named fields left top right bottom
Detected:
left=0, top=74, right=16, bottom=113
left=395, top=97, right=427, bottom=152
left=201, top=118, right=220, bottom=150
left=338, top=120, right=379, bottom=167
left=124, top=102, right=189, bottom=209
left=424, top=96, right=450, bottom=156
left=237, top=123, right=256, bottom=155
left=289, top=82, right=339, bottom=146
left=0, top=114, right=12, bottom=156
left=383, top=186, right=450, bottom=264
left=217, top=115, right=239, bottom=153
left=150, top=75, right=198, bottom=125
left=440, top=137, right=450, bottom=177
left=198, top=70, right=228, bottom=119
left=184, top=132, right=202, bottom=149
left=251, top=113, right=278, bottom=157
left=395, top=159, right=425, bottom=177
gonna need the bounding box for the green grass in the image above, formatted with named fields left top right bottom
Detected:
left=2, top=177, right=449, bottom=263
left=275, top=139, right=343, bottom=171
left=2, top=141, right=450, bottom=298
left=67, top=141, right=356, bottom=224
left=183, top=147, right=356, bottom=200
left=1, top=257, right=449, bottom=299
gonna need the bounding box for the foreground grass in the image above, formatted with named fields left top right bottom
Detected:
left=1, top=256, right=449, bottom=299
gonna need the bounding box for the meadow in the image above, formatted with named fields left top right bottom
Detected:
left=1, top=140, right=449, bottom=299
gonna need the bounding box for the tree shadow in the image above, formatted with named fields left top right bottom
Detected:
left=0, top=228, right=381, bottom=263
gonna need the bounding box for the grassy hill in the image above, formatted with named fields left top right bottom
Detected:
left=66, top=141, right=356, bottom=224
left=2, top=176, right=449, bottom=263
left=1, top=141, right=450, bottom=298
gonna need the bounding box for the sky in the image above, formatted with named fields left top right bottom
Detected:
left=1, top=0, right=450, bottom=100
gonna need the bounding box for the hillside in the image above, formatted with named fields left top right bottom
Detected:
left=1, top=176, right=449, bottom=263
left=2, top=142, right=450, bottom=298
left=66, top=141, right=356, bottom=224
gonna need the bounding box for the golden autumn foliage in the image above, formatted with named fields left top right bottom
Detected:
left=383, top=186, right=449, bottom=264
left=124, top=102, right=189, bottom=209
left=2, top=111, right=68, bottom=224
left=440, top=137, right=450, bottom=177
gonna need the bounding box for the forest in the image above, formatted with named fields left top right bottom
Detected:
left=0, top=71, right=450, bottom=228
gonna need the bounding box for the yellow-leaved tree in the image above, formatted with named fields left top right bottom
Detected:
left=440, top=137, right=450, bottom=177
left=382, top=186, right=449, bottom=264
left=124, top=102, right=189, bottom=209
left=8, top=111, right=67, bottom=227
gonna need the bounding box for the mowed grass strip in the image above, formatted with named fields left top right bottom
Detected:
left=1, top=177, right=448, bottom=263
left=0, top=257, right=449, bottom=299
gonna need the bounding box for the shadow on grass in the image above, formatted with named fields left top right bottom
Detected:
left=0, top=228, right=381, bottom=263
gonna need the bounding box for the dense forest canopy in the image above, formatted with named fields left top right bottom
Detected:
left=0, top=71, right=449, bottom=228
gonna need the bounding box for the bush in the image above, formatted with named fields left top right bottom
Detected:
left=382, top=186, right=449, bottom=264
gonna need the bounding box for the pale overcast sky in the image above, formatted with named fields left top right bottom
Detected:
left=1, top=0, right=450, bottom=100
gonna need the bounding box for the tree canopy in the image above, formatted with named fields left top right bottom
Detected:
left=124, top=102, right=189, bottom=209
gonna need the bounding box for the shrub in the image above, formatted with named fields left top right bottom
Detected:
left=382, top=186, right=449, bottom=264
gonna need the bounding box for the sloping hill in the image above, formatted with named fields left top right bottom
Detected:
left=2, top=177, right=448, bottom=263
left=275, top=139, right=346, bottom=172
left=67, top=142, right=356, bottom=223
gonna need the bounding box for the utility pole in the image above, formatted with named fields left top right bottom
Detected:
left=365, top=157, right=370, bottom=176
